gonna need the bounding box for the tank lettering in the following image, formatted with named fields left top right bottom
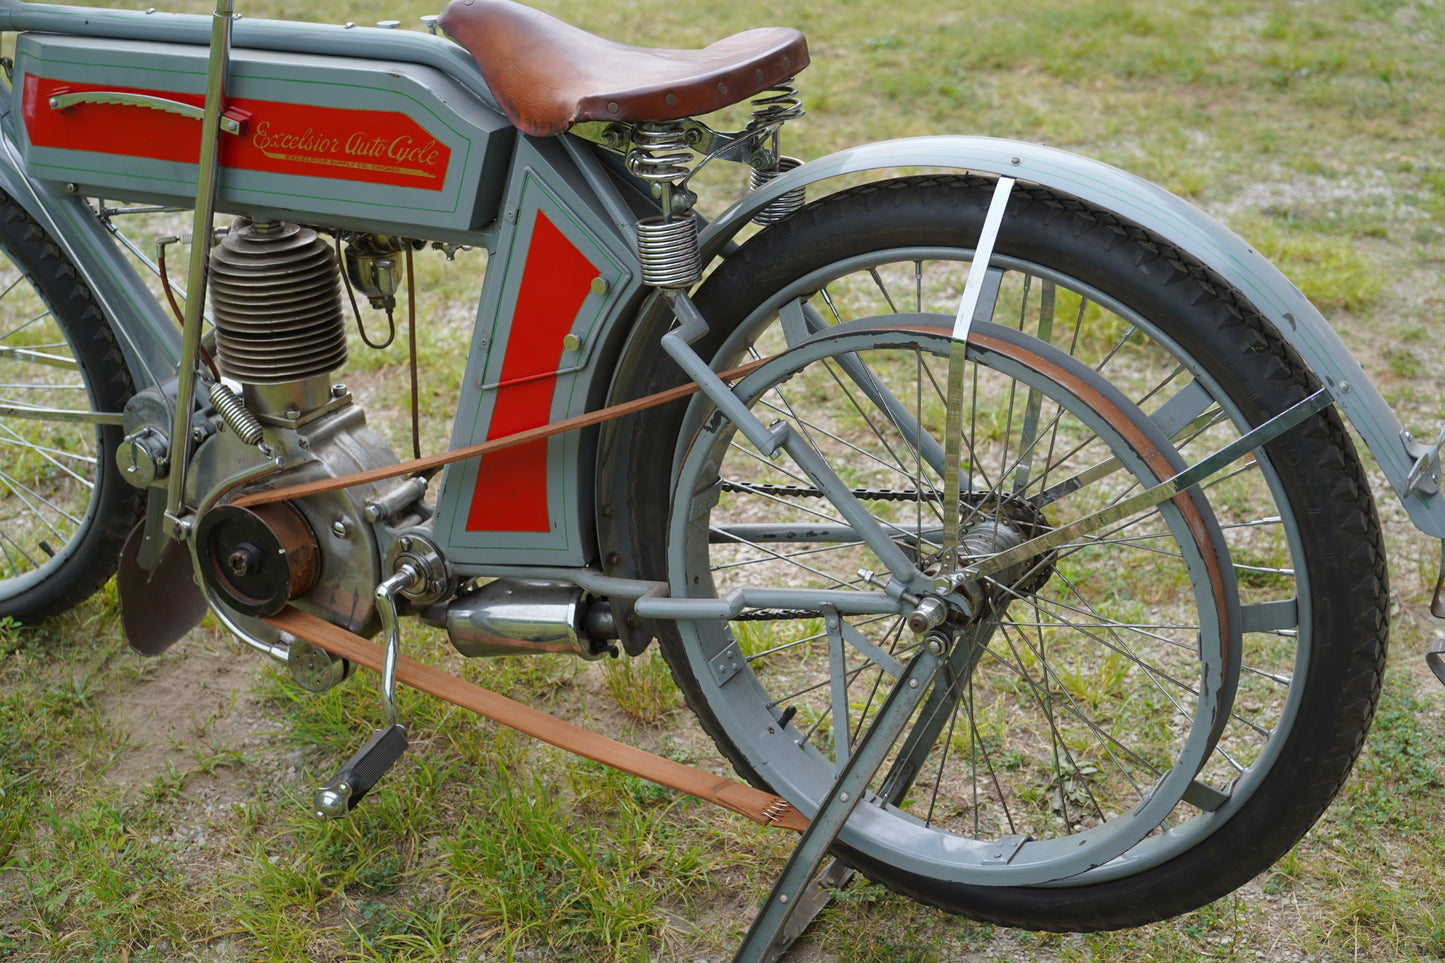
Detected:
left=252, top=122, right=343, bottom=156
left=387, top=135, right=443, bottom=167
left=345, top=132, right=388, bottom=158
left=22, top=76, right=455, bottom=192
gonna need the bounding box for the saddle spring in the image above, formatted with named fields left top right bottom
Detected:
left=636, top=212, right=702, bottom=288
left=747, top=79, right=805, bottom=132
left=749, top=156, right=805, bottom=225
left=747, top=80, right=806, bottom=225
left=627, top=79, right=807, bottom=287
left=625, top=120, right=694, bottom=184
left=628, top=120, right=703, bottom=288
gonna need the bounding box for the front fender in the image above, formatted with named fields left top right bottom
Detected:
left=700, top=135, right=1444, bottom=537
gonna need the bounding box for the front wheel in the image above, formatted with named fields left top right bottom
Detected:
left=0, top=192, right=143, bottom=621
left=638, top=176, right=1389, bottom=930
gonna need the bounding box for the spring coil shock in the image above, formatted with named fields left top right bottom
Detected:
left=750, top=156, right=806, bottom=225
left=627, top=120, right=703, bottom=288
left=636, top=212, right=702, bottom=288
left=747, top=79, right=805, bottom=132
left=625, top=121, right=693, bottom=184
left=746, top=81, right=806, bottom=225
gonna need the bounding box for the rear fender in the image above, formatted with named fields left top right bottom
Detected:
left=595, top=134, right=1445, bottom=654
left=706, top=135, right=1444, bottom=537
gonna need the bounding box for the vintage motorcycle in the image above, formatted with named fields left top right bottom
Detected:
left=0, top=0, right=1441, bottom=950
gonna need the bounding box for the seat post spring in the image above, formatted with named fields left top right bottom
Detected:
left=629, top=120, right=703, bottom=289
left=750, top=156, right=805, bottom=225
left=747, top=78, right=804, bottom=140
left=626, top=120, right=694, bottom=186
left=746, top=80, right=806, bottom=225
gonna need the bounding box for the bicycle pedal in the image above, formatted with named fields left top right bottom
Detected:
left=1427, top=638, right=1445, bottom=689
left=313, top=722, right=408, bottom=820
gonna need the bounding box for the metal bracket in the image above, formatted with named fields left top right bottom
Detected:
left=941, top=177, right=1015, bottom=568
left=1403, top=426, right=1444, bottom=496
left=708, top=639, right=746, bottom=687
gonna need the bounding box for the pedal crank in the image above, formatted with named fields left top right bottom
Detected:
left=313, top=559, right=435, bottom=819
left=314, top=722, right=409, bottom=819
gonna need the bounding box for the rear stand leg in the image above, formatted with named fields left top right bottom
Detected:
left=732, top=632, right=948, bottom=962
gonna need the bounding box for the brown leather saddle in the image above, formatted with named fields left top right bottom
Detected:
left=436, top=0, right=809, bottom=137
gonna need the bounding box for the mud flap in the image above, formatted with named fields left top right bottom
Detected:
left=118, top=519, right=206, bottom=655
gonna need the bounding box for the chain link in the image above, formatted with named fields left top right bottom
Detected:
left=720, top=480, right=937, bottom=503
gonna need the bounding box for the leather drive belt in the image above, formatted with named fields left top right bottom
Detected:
left=265, top=605, right=811, bottom=833
left=231, top=355, right=771, bottom=510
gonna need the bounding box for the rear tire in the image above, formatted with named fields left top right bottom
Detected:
left=634, top=175, right=1388, bottom=930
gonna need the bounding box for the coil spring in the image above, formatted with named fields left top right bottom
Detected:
left=750, top=156, right=806, bottom=225
left=747, top=80, right=804, bottom=133
left=210, top=381, right=264, bottom=446
left=636, top=212, right=702, bottom=288
left=625, top=121, right=693, bottom=183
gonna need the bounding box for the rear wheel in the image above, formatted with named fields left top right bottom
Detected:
left=0, top=192, right=143, bottom=621
left=638, top=176, right=1388, bottom=929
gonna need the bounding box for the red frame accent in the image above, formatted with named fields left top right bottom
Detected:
left=23, top=76, right=451, bottom=192
left=465, top=211, right=598, bottom=533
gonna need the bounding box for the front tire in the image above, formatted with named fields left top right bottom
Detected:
left=0, top=192, right=143, bottom=621
left=634, top=176, right=1388, bottom=930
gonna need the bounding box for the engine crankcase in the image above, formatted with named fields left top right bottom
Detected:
left=189, top=397, right=401, bottom=639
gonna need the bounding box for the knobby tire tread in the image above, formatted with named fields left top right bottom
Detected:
left=0, top=192, right=143, bottom=622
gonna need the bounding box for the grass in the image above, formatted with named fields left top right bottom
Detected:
left=3, top=0, right=1445, bottom=959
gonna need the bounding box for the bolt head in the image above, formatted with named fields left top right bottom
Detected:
left=227, top=544, right=262, bottom=577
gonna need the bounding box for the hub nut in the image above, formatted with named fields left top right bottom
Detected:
left=384, top=532, right=451, bottom=606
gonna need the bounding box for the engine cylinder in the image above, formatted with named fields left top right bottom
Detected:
left=209, top=219, right=348, bottom=396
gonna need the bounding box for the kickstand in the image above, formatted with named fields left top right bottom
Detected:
left=732, top=634, right=947, bottom=963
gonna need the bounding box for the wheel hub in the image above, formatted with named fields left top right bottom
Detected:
left=918, top=492, right=1057, bottom=625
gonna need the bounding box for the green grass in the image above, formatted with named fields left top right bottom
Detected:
left=3, top=0, right=1445, bottom=959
